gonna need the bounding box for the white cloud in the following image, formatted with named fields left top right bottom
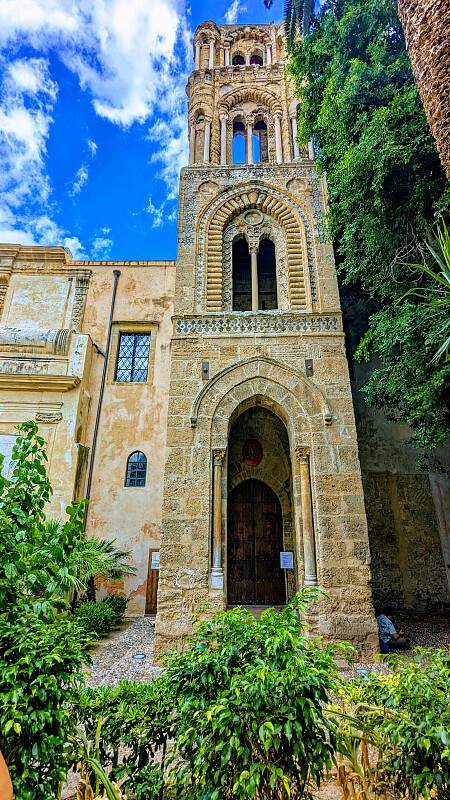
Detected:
left=145, top=197, right=166, bottom=228
left=69, top=165, right=89, bottom=196
left=0, top=0, right=191, bottom=242
left=224, top=0, right=246, bottom=24
left=63, top=235, right=87, bottom=259
left=91, top=235, right=113, bottom=257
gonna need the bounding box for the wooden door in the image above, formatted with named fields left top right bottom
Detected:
left=145, top=549, right=159, bottom=615
left=227, top=479, right=285, bottom=605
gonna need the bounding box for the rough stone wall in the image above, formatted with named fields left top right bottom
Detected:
left=398, top=0, right=450, bottom=178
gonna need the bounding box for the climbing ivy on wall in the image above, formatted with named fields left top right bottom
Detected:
left=287, top=0, right=450, bottom=451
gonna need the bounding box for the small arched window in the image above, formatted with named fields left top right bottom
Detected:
left=232, top=118, right=246, bottom=164
left=232, top=52, right=245, bottom=66
left=125, top=451, right=147, bottom=487
left=250, top=52, right=264, bottom=65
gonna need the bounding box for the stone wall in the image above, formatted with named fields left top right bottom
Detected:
left=398, top=0, right=450, bottom=178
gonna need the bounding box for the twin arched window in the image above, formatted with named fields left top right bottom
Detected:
left=125, top=451, right=147, bottom=487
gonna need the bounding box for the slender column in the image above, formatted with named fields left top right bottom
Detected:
left=245, top=52, right=250, bottom=65
left=211, top=449, right=225, bottom=589
left=308, top=139, right=315, bottom=160
left=291, top=115, right=300, bottom=160
left=220, top=113, right=228, bottom=165
left=189, top=123, right=196, bottom=164
left=225, top=47, right=230, bottom=66
left=208, top=40, right=215, bottom=69
left=203, top=120, right=211, bottom=163
left=274, top=112, right=283, bottom=164
left=296, top=448, right=317, bottom=586
left=195, top=42, right=200, bottom=69
left=246, top=119, right=253, bottom=164
left=250, top=247, right=258, bottom=311
left=266, top=45, right=272, bottom=65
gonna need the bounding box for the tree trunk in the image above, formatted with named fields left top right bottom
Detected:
left=397, top=0, right=450, bottom=178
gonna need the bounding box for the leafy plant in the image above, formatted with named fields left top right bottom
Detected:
left=164, top=590, right=349, bottom=799
left=339, top=648, right=450, bottom=799
left=287, top=0, right=449, bottom=449
left=400, top=218, right=450, bottom=363
left=74, top=596, right=127, bottom=637
left=0, top=422, right=92, bottom=799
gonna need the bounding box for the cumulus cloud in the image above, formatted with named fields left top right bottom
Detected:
left=69, top=165, right=89, bottom=196
left=91, top=234, right=113, bottom=257
left=224, top=0, right=246, bottom=24
left=0, top=0, right=192, bottom=242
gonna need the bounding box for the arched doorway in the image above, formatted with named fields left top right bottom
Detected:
left=227, top=478, right=285, bottom=605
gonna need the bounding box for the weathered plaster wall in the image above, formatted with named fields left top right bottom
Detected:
left=80, top=262, right=175, bottom=614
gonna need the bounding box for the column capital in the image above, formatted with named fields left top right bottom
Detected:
left=294, top=446, right=310, bottom=464
left=219, top=111, right=228, bottom=122
left=213, top=449, right=226, bottom=465
left=274, top=111, right=282, bottom=120
left=245, top=113, right=255, bottom=126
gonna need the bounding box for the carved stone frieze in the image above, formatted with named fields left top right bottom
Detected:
left=174, top=312, right=341, bottom=337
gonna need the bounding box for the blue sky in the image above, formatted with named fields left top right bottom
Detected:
left=0, top=0, right=284, bottom=261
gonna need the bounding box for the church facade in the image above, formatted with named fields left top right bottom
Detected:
left=0, top=22, right=448, bottom=657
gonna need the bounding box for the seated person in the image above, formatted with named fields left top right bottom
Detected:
left=376, top=607, right=411, bottom=654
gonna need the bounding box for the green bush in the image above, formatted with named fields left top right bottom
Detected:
left=0, top=422, right=91, bottom=799
left=164, top=590, right=347, bottom=799
left=341, top=648, right=450, bottom=799
left=75, top=595, right=127, bottom=636
left=73, top=677, right=174, bottom=792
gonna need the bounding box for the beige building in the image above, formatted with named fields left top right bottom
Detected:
left=0, top=21, right=448, bottom=655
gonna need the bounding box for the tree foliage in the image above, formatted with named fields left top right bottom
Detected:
left=288, top=0, right=450, bottom=450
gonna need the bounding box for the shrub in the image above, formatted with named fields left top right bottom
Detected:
left=341, top=648, right=450, bottom=799
left=73, top=677, right=174, bottom=793
left=0, top=422, right=91, bottom=799
left=0, top=611, right=90, bottom=800
left=164, top=590, right=347, bottom=799
left=75, top=596, right=127, bottom=636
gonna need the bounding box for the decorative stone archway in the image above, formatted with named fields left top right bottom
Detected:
left=195, top=182, right=316, bottom=312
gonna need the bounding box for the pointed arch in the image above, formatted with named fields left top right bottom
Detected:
left=219, top=87, right=282, bottom=115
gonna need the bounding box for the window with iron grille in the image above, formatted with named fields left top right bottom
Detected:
left=125, top=451, right=147, bottom=487
left=115, top=333, right=151, bottom=382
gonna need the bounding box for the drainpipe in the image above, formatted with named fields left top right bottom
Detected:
left=85, top=269, right=121, bottom=500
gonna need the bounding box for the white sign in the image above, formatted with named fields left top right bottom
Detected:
left=151, top=551, right=160, bottom=570
left=280, top=551, right=294, bottom=570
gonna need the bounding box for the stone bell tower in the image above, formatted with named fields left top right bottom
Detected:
left=155, top=21, right=378, bottom=657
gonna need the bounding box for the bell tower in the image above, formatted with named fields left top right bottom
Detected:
left=155, top=21, right=378, bottom=657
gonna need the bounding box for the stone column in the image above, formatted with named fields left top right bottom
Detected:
left=274, top=113, right=283, bottom=164
left=246, top=119, right=253, bottom=165
left=203, top=120, right=211, bottom=163
left=189, top=123, right=196, bottom=164
left=296, top=448, right=317, bottom=586
left=291, top=115, right=300, bottom=160
left=220, top=113, right=228, bottom=165
left=250, top=247, right=258, bottom=311
left=245, top=52, right=250, bottom=66
left=211, top=449, right=225, bottom=589
left=225, top=47, right=230, bottom=66
left=195, top=42, right=200, bottom=69
left=208, top=40, right=215, bottom=69
left=308, top=139, right=315, bottom=160
left=266, top=45, right=272, bottom=65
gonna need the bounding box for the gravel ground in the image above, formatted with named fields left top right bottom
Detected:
left=83, top=615, right=161, bottom=687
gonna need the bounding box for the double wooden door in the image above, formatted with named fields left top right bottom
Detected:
left=227, top=479, right=285, bottom=606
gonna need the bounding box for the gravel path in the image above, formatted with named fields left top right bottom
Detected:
left=84, top=615, right=161, bottom=687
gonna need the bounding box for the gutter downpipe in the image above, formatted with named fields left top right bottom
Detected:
left=85, top=268, right=121, bottom=501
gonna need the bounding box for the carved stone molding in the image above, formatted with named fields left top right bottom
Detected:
left=174, top=312, right=341, bottom=338
left=70, top=276, right=90, bottom=331
left=35, top=411, right=63, bottom=423
left=0, top=327, right=71, bottom=356
left=294, top=446, right=310, bottom=464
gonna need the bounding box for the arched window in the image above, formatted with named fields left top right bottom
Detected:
left=232, top=237, right=252, bottom=311
left=232, top=118, right=246, bottom=164
left=250, top=52, right=264, bottom=65
left=194, top=111, right=205, bottom=163
left=232, top=52, right=245, bottom=66
left=258, top=239, right=277, bottom=310
left=253, top=119, right=268, bottom=163
left=125, top=451, right=147, bottom=487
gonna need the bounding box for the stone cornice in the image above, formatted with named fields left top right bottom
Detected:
left=0, top=374, right=81, bottom=392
